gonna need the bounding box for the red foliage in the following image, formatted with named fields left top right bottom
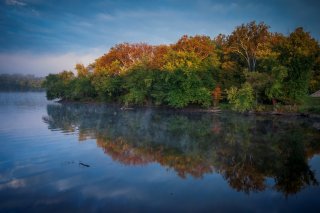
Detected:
left=212, top=85, right=222, bottom=106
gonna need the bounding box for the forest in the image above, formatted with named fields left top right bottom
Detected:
left=0, top=74, right=44, bottom=91
left=43, top=21, right=320, bottom=112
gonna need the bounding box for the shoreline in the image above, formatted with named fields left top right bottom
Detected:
left=56, top=99, right=320, bottom=119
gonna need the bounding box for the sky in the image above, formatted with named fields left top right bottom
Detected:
left=0, top=0, right=319, bottom=76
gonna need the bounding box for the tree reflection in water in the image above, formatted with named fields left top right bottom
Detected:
left=43, top=103, right=320, bottom=196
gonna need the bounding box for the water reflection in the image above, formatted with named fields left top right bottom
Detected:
left=43, top=103, right=320, bottom=196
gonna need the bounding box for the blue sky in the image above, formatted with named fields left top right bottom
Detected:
left=0, top=0, right=319, bottom=76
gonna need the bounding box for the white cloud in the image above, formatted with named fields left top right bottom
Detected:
left=0, top=50, right=104, bottom=76
left=5, top=0, right=27, bottom=6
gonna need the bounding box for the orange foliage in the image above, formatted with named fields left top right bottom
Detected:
left=75, top=63, right=89, bottom=77
left=94, top=35, right=218, bottom=75
left=212, top=85, right=222, bottom=106
left=148, top=44, right=170, bottom=69
left=173, top=35, right=216, bottom=60
left=95, top=43, right=155, bottom=75
left=95, top=134, right=213, bottom=178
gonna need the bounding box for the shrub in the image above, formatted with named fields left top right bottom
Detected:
left=226, top=83, right=255, bottom=112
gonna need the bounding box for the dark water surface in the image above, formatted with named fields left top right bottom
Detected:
left=0, top=92, right=320, bottom=212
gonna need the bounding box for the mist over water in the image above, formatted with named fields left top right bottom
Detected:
left=0, top=92, right=320, bottom=212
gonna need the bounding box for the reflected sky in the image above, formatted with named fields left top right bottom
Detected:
left=0, top=92, right=320, bottom=212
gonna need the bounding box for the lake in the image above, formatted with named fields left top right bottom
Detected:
left=0, top=92, right=320, bottom=212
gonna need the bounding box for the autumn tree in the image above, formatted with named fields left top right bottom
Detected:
left=148, top=44, right=170, bottom=70
left=173, top=35, right=218, bottom=61
left=227, top=21, right=271, bottom=72
left=214, top=34, right=244, bottom=90
left=92, top=43, right=155, bottom=100
left=75, top=63, right=89, bottom=77
left=95, top=43, right=155, bottom=75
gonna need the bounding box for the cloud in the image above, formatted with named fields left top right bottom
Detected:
left=81, top=185, right=145, bottom=200
left=1, top=0, right=319, bottom=62
left=0, top=179, right=26, bottom=190
left=96, top=13, right=115, bottom=21
left=207, top=2, right=238, bottom=12
left=5, top=0, right=27, bottom=6
left=4, top=0, right=40, bottom=17
left=0, top=50, right=103, bottom=76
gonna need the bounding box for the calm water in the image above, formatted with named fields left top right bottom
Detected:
left=0, top=92, right=320, bottom=212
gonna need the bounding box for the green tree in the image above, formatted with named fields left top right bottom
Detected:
left=92, top=71, right=124, bottom=101
left=265, top=66, right=288, bottom=103
left=244, top=70, right=269, bottom=104
left=279, top=27, right=319, bottom=103
left=164, top=70, right=212, bottom=108
left=309, top=48, right=320, bottom=93
left=160, top=50, right=215, bottom=108
left=43, top=71, right=74, bottom=100
left=67, top=77, right=96, bottom=100
left=123, top=65, right=154, bottom=106
left=226, top=83, right=255, bottom=112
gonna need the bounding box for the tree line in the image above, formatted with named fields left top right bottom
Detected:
left=0, top=74, right=44, bottom=91
left=43, top=21, right=320, bottom=111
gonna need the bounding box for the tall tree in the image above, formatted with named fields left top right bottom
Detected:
left=227, top=21, right=271, bottom=72
left=279, top=27, right=319, bottom=102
